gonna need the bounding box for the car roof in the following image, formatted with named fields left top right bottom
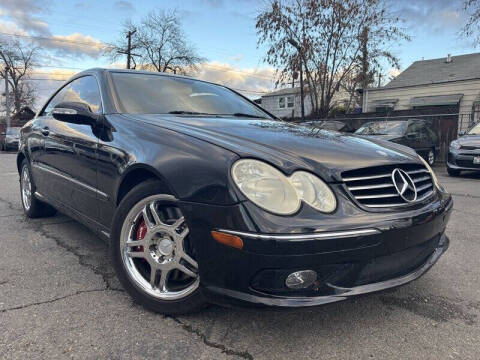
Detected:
left=70, top=67, right=215, bottom=85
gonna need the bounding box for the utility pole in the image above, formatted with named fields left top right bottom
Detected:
left=4, top=66, right=10, bottom=131
left=125, top=29, right=137, bottom=69
left=288, top=39, right=305, bottom=122
left=360, top=27, right=369, bottom=90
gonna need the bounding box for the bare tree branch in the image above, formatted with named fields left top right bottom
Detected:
left=256, top=0, right=409, bottom=117
left=0, top=39, right=38, bottom=114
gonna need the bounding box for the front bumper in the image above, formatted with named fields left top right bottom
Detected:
left=448, top=149, right=480, bottom=171
left=179, top=189, right=453, bottom=308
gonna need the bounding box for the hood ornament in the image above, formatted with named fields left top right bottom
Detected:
left=392, top=169, right=417, bottom=202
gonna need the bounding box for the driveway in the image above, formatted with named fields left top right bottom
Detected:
left=0, top=152, right=479, bottom=359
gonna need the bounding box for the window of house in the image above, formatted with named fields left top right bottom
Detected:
left=286, top=96, right=294, bottom=108
left=279, top=96, right=294, bottom=109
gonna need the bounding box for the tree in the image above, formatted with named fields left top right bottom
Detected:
left=256, top=0, right=409, bottom=117
left=108, top=10, right=205, bottom=74
left=0, top=40, right=38, bottom=114
left=462, top=0, right=480, bottom=45
left=105, top=20, right=140, bottom=69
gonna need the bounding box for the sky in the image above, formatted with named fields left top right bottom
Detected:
left=0, top=0, right=477, bottom=109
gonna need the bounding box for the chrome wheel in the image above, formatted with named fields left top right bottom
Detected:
left=120, top=194, right=199, bottom=300
left=21, top=166, right=32, bottom=211
left=428, top=150, right=435, bottom=165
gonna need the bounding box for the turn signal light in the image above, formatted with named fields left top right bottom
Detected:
left=211, top=231, right=243, bottom=249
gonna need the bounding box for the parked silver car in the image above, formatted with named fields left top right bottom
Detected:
left=3, top=127, right=21, bottom=151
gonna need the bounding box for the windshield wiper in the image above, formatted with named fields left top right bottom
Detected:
left=227, top=113, right=268, bottom=119
left=168, top=111, right=214, bottom=116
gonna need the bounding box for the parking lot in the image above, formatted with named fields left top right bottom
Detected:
left=0, top=152, right=479, bottom=359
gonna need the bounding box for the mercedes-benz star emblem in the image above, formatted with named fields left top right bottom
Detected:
left=391, top=168, right=417, bottom=202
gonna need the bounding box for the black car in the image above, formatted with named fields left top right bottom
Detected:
left=447, top=122, right=480, bottom=176
left=18, top=69, right=452, bottom=314
left=303, top=120, right=356, bottom=133
left=355, top=119, right=439, bottom=166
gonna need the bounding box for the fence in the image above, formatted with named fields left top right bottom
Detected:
left=318, top=110, right=480, bottom=162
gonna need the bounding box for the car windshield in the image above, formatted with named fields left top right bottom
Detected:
left=355, top=121, right=407, bottom=135
left=110, top=72, right=270, bottom=119
left=6, top=128, right=20, bottom=136
left=468, top=123, right=480, bottom=135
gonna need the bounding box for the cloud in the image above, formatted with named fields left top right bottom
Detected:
left=0, top=0, right=105, bottom=58
left=0, top=0, right=51, bottom=36
left=388, top=68, right=401, bottom=79
left=195, top=61, right=276, bottom=98
left=114, top=0, right=134, bottom=12
left=389, top=0, right=465, bottom=34
left=39, top=33, right=106, bottom=58
left=230, top=54, right=244, bottom=62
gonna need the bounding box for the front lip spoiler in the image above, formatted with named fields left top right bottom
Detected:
left=217, top=228, right=381, bottom=241
left=447, top=161, right=480, bottom=171
left=204, top=234, right=449, bottom=308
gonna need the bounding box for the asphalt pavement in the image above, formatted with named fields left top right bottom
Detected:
left=0, top=152, right=479, bottom=359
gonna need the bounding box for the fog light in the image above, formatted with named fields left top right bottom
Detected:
left=285, top=270, right=317, bottom=289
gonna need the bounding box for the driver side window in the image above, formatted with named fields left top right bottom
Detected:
left=43, top=76, right=102, bottom=116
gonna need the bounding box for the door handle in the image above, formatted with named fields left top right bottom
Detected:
left=41, top=127, right=50, bottom=136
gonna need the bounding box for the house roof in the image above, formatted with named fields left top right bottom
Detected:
left=261, top=87, right=303, bottom=98
left=384, top=52, right=480, bottom=89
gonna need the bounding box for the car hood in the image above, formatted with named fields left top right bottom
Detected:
left=125, top=115, right=420, bottom=182
left=457, top=135, right=480, bottom=147
left=358, top=134, right=402, bottom=142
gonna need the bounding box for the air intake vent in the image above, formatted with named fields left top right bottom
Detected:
left=342, top=164, right=434, bottom=209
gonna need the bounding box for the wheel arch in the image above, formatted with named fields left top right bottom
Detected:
left=115, top=164, right=177, bottom=207
left=16, top=151, right=28, bottom=174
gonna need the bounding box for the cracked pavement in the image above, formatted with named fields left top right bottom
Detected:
left=0, top=152, right=479, bottom=359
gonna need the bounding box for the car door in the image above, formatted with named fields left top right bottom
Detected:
left=33, top=75, right=103, bottom=220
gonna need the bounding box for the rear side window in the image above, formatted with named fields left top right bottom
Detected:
left=43, top=76, right=102, bottom=115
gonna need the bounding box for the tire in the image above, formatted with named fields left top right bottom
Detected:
left=426, top=148, right=435, bottom=166
left=110, top=180, right=207, bottom=315
left=20, top=159, right=57, bottom=218
left=447, top=166, right=461, bottom=177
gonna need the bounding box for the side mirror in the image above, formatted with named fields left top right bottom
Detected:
left=406, top=133, right=416, bottom=139
left=458, top=130, right=466, bottom=136
left=52, top=102, right=100, bottom=125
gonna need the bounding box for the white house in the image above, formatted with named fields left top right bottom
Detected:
left=260, top=87, right=352, bottom=119
left=362, top=53, right=480, bottom=130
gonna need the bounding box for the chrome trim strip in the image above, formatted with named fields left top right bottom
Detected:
left=342, top=173, right=391, bottom=182
left=349, top=183, right=394, bottom=191
left=218, top=228, right=381, bottom=241
left=34, top=191, right=46, bottom=200
left=364, top=203, right=407, bottom=208
left=355, top=193, right=399, bottom=200
left=32, top=162, right=109, bottom=201
left=416, top=183, right=433, bottom=192
left=413, top=175, right=430, bottom=183
left=407, top=169, right=429, bottom=175
left=417, top=190, right=434, bottom=201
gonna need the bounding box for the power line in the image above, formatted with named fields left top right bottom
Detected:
left=1, top=32, right=275, bottom=81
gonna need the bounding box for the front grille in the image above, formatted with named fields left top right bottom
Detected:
left=342, top=163, right=434, bottom=209
left=460, top=145, right=479, bottom=150
left=457, top=158, right=480, bottom=168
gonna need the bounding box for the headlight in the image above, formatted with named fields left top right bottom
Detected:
left=231, top=159, right=336, bottom=215
left=450, top=140, right=461, bottom=150
left=290, top=171, right=336, bottom=213
left=418, top=155, right=443, bottom=191
left=231, top=159, right=300, bottom=215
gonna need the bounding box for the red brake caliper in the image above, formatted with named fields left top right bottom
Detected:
left=135, top=220, right=147, bottom=252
